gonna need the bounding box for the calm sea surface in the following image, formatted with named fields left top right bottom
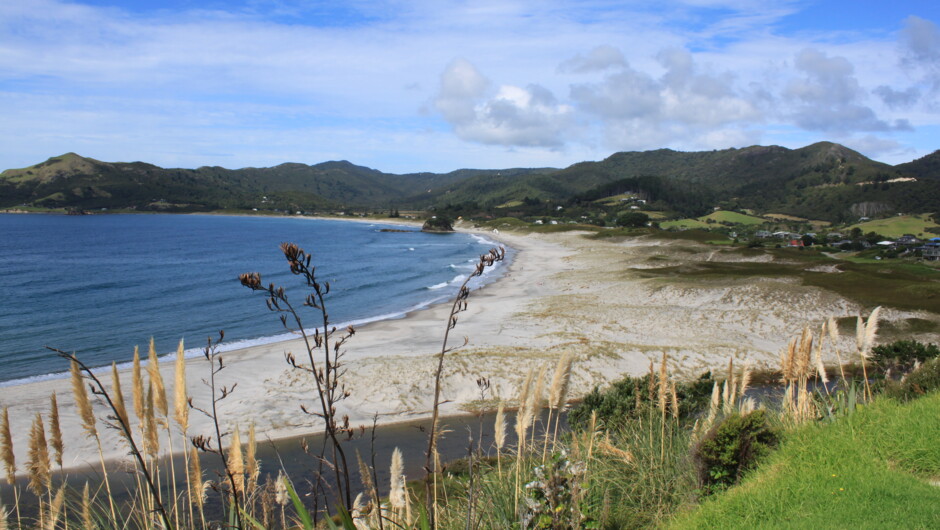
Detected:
left=0, top=214, right=509, bottom=385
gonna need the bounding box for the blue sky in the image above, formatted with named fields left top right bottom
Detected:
left=1, top=1, right=939, bottom=173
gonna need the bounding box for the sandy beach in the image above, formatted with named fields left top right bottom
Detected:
left=2, top=221, right=939, bottom=475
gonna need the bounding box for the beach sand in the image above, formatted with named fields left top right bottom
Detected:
left=2, top=222, right=938, bottom=475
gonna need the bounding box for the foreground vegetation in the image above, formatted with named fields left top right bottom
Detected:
left=1, top=240, right=939, bottom=529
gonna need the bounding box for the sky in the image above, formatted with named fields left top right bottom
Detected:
left=1, top=1, right=939, bottom=174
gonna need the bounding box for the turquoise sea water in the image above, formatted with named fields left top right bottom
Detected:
left=0, top=214, right=508, bottom=385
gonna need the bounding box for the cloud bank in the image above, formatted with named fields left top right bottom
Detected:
left=0, top=1, right=938, bottom=172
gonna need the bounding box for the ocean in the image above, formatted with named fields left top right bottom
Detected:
left=0, top=213, right=509, bottom=385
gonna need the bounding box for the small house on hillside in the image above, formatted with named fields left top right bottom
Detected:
left=788, top=239, right=804, bottom=247
left=755, top=230, right=772, bottom=238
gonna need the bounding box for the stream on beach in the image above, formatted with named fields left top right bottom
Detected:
left=1, top=408, right=568, bottom=519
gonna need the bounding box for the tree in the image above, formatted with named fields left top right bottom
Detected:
left=616, top=212, right=650, bottom=228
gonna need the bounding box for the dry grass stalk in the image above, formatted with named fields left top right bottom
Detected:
left=148, top=338, right=169, bottom=421
left=0, top=407, right=14, bottom=485
left=48, top=393, right=63, bottom=471
left=0, top=503, right=8, bottom=530
left=670, top=382, right=679, bottom=419
left=44, top=485, right=65, bottom=530
left=81, top=482, right=94, bottom=530
left=70, top=360, right=97, bottom=439
left=27, top=413, right=51, bottom=496
left=110, top=363, right=130, bottom=430
left=514, top=371, right=534, bottom=452
left=597, top=439, right=633, bottom=464
left=174, top=339, right=189, bottom=433
left=229, top=427, right=245, bottom=496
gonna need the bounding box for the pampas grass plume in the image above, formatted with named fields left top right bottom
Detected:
left=71, top=359, right=97, bottom=439
left=81, top=482, right=94, bottom=530
left=174, top=339, right=189, bottom=433
left=739, top=360, right=752, bottom=398
left=148, top=338, right=169, bottom=419
left=861, top=306, right=882, bottom=358
left=189, top=446, right=206, bottom=509
left=0, top=407, right=14, bottom=485
left=389, top=447, right=405, bottom=510
left=706, top=382, right=720, bottom=425
left=549, top=352, right=573, bottom=411
left=44, top=485, right=65, bottom=530
left=132, top=346, right=144, bottom=426
left=827, top=316, right=840, bottom=343
left=494, top=402, right=506, bottom=452
left=110, top=363, right=129, bottom=429
left=143, top=384, right=158, bottom=459
left=229, top=426, right=245, bottom=495
left=247, top=422, right=259, bottom=488
left=48, top=392, right=63, bottom=470
left=855, top=315, right=865, bottom=352
left=27, top=413, right=50, bottom=496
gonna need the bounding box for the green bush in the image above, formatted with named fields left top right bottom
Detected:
left=568, top=372, right=714, bottom=430
left=884, top=357, right=940, bottom=401
left=871, top=339, right=940, bottom=373
left=692, top=410, right=779, bottom=494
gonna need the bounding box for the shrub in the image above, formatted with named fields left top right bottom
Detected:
left=568, top=372, right=713, bottom=430
left=884, top=357, right=940, bottom=401
left=693, top=410, right=779, bottom=494
left=871, top=339, right=940, bottom=373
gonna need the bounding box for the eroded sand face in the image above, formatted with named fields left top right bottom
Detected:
left=2, top=227, right=938, bottom=472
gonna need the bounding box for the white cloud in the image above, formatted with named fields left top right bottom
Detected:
left=0, top=0, right=938, bottom=171
left=783, top=48, right=909, bottom=133
left=434, top=59, right=573, bottom=147
left=557, top=45, right=627, bottom=74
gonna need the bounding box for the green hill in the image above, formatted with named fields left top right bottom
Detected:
left=2, top=142, right=939, bottom=221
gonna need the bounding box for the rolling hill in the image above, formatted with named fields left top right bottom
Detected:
left=2, top=142, right=938, bottom=222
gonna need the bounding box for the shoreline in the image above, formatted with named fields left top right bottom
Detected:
left=3, top=215, right=939, bottom=480
left=0, top=216, right=548, bottom=476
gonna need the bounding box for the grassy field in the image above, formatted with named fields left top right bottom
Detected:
left=633, top=246, right=940, bottom=314
left=669, top=392, right=940, bottom=529
left=699, top=211, right=767, bottom=225
left=847, top=214, right=940, bottom=238
left=661, top=218, right=711, bottom=230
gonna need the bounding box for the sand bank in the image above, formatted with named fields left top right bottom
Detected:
left=2, top=225, right=937, bottom=475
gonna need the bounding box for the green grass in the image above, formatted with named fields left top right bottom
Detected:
left=699, top=211, right=767, bottom=225
left=847, top=214, right=940, bottom=238
left=661, top=218, right=711, bottom=230
left=668, top=392, right=940, bottom=529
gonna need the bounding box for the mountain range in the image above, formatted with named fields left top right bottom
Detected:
left=1, top=142, right=938, bottom=222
